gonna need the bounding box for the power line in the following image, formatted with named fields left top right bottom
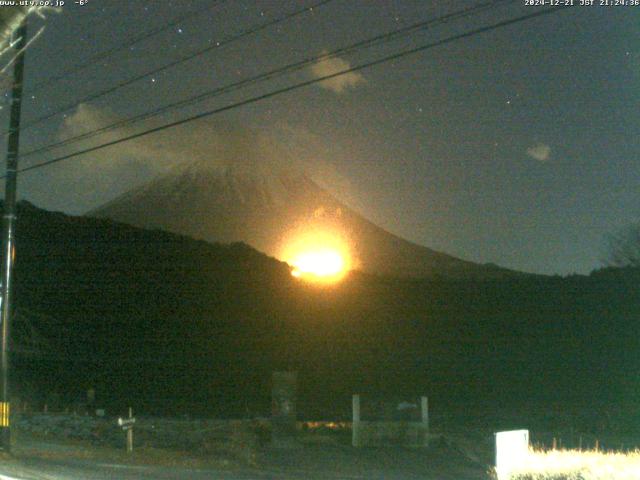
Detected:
left=29, top=0, right=224, bottom=92
left=21, top=0, right=512, bottom=160
left=12, top=6, right=570, bottom=177
left=15, top=0, right=335, bottom=136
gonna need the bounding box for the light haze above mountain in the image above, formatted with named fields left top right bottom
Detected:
left=91, top=127, right=520, bottom=279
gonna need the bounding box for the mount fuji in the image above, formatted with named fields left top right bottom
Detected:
left=91, top=155, right=518, bottom=280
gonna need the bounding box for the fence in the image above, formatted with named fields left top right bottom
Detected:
left=351, top=394, right=430, bottom=447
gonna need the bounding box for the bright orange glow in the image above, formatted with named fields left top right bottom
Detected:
left=291, top=249, right=345, bottom=279
left=280, top=227, right=352, bottom=283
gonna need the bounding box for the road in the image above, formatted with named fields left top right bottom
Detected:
left=0, top=458, right=418, bottom=480
left=0, top=438, right=489, bottom=479
left=0, top=458, right=299, bottom=480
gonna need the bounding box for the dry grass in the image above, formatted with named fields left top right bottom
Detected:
left=506, top=448, right=640, bottom=480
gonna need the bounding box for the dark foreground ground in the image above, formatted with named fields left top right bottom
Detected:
left=0, top=433, right=491, bottom=480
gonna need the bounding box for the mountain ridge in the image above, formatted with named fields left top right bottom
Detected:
left=91, top=160, right=526, bottom=280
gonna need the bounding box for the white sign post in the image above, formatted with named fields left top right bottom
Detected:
left=495, top=429, right=529, bottom=480
left=117, top=407, right=136, bottom=453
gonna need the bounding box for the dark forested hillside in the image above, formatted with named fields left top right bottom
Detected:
left=7, top=202, right=640, bottom=430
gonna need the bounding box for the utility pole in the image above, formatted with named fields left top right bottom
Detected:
left=0, top=19, right=28, bottom=452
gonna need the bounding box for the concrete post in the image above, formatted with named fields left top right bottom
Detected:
left=352, top=394, right=360, bottom=447
left=271, top=371, right=297, bottom=448
left=421, top=396, right=429, bottom=446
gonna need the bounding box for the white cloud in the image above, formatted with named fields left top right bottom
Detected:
left=18, top=103, right=216, bottom=213
left=526, top=143, right=551, bottom=162
left=59, top=103, right=186, bottom=171
left=17, top=106, right=358, bottom=216
left=309, top=51, right=365, bottom=94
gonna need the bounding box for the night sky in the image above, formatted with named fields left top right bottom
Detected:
left=1, top=0, right=638, bottom=275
